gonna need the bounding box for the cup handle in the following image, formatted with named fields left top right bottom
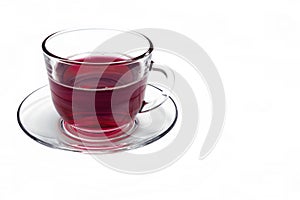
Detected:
left=139, top=61, right=175, bottom=113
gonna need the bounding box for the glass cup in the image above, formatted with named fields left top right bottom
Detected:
left=42, top=28, right=174, bottom=140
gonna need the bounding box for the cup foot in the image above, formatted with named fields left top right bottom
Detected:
left=60, top=119, right=137, bottom=143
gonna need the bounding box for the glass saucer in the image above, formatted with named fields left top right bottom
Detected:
left=17, top=85, right=178, bottom=153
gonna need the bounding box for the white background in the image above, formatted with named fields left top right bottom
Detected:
left=1, top=0, right=300, bottom=199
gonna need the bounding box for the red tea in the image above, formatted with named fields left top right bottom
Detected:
left=49, top=56, right=147, bottom=137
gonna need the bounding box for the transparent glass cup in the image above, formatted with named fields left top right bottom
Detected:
left=42, top=28, right=174, bottom=140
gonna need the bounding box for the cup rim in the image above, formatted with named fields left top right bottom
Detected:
left=42, top=28, right=154, bottom=65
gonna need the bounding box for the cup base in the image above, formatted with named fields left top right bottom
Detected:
left=60, top=119, right=137, bottom=143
